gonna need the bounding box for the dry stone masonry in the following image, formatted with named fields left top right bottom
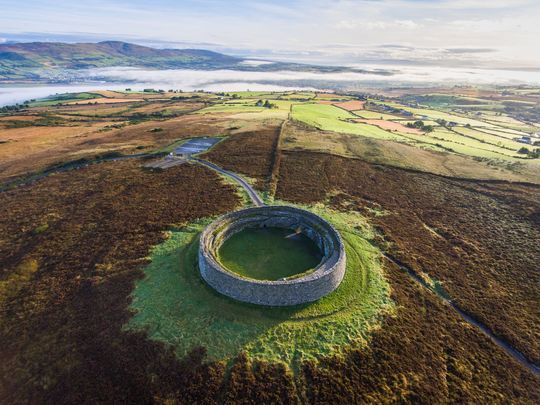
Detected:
left=199, top=206, right=346, bottom=306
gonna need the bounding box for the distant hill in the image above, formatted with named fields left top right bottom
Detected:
left=0, top=40, right=391, bottom=82
left=0, top=41, right=242, bottom=80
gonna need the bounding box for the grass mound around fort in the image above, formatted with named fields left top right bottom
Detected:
left=126, top=203, right=394, bottom=367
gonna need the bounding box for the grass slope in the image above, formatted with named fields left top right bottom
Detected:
left=127, top=204, right=394, bottom=367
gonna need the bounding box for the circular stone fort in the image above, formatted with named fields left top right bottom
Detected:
left=199, top=206, right=346, bottom=306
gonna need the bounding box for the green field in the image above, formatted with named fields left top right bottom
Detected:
left=127, top=205, right=394, bottom=366
left=286, top=100, right=534, bottom=161
left=371, top=101, right=498, bottom=127
left=451, top=126, right=519, bottom=150
left=399, top=129, right=519, bottom=159
left=353, top=110, right=403, bottom=120
left=278, top=92, right=316, bottom=100
left=291, top=104, right=406, bottom=141
left=218, top=227, right=322, bottom=280
left=28, top=92, right=104, bottom=107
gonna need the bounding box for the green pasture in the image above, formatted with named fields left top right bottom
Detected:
left=315, top=94, right=355, bottom=101
left=353, top=110, right=404, bottom=120
left=371, top=100, right=498, bottom=127
left=480, top=116, right=537, bottom=132
left=480, top=127, right=531, bottom=138
left=401, top=107, right=497, bottom=127
left=402, top=129, right=520, bottom=159
left=451, top=126, right=520, bottom=150
left=291, top=104, right=407, bottom=141
left=28, top=92, right=103, bottom=107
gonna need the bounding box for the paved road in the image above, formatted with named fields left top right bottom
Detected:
left=193, top=158, right=265, bottom=207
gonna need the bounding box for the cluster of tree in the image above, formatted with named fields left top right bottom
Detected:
left=0, top=104, right=24, bottom=113
left=142, top=88, right=166, bottom=93
left=406, top=120, right=434, bottom=133
left=256, top=100, right=277, bottom=109
left=517, top=147, right=540, bottom=158
left=171, top=95, right=200, bottom=100
left=435, top=118, right=458, bottom=128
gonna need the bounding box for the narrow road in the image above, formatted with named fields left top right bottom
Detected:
left=192, top=158, right=265, bottom=207
left=383, top=253, right=540, bottom=377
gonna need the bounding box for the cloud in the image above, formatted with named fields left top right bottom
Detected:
left=394, top=20, right=418, bottom=29
left=425, top=0, right=535, bottom=10
left=446, top=48, right=497, bottom=54
left=82, top=66, right=540, bottom=88
left=338, top=19, right=419, bottom=30
left=0, top=0, right=539, bottom=66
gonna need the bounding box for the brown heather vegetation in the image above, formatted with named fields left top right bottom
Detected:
left=0, top=160, right=244, bottom=403
left=0, top=156, right=537, bottom=403
left=38, top=99, right=204, bottom=118
left=0, top=109, right=230, bottom=182
left=276, top=150, right=540, bottom=367
left=303, top=257, right=539, bottom=403
left=202, top=124, right=282, bottom=190
left=1, top=94, right=539, bottom=403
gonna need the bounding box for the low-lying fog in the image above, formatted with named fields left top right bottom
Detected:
left=1, top=64, right=540, bottom=107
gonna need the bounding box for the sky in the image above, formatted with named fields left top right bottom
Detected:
left=0, top=0, right=539, bottom=69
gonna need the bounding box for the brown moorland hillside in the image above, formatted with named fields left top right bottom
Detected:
left=0, top=160, right=241, bottom=403
left=1, top=90, right=539, bottom=403
left=276, top=150, right=540, bottom=366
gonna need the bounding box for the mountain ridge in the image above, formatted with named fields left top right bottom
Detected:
left=0, top=40, right=392, bottom=82
left=0, top=40, right=240, bottom=71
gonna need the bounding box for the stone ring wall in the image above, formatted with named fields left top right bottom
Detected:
left=198, top=206, right=346, bottom=306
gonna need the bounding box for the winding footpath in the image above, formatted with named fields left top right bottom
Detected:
left=383, top=253, right=540, bottom=377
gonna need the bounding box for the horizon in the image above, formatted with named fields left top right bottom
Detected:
left=0, top=0, right=539, bottom=69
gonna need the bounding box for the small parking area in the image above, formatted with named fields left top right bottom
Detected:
left=174, top=137, right=221, bottom=155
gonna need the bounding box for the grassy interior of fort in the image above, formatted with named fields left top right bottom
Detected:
left=218, top=226, right=322, bottom=280
left=126, top=205, right=394, bottom=367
